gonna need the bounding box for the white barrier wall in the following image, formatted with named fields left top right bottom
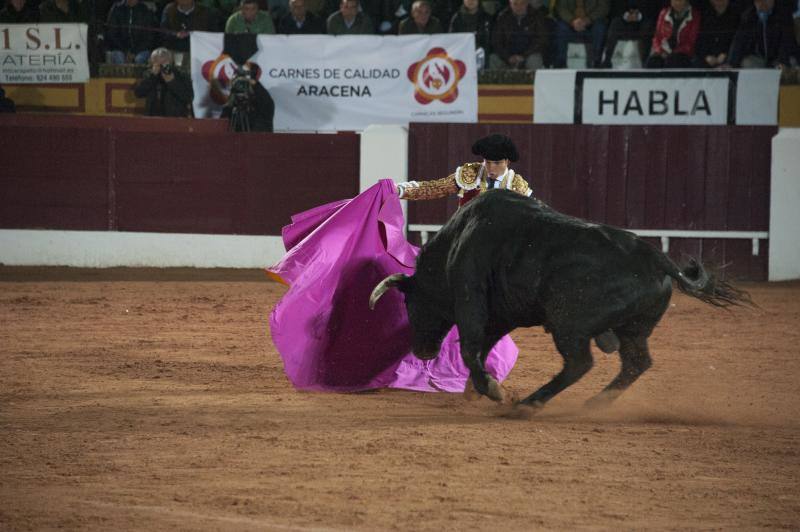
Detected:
left=359, top=124, right=409, bottom=192
left=769, top=128, right=800, bottom=281
left=0, top=230, right=285, bottom=269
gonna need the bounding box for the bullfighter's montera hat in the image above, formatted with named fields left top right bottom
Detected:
left=472, top=134, right=519, bottom=162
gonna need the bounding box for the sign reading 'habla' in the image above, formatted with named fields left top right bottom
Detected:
left=535, top=70, right=780, bottom=126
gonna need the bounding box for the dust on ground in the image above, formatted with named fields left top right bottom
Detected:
left=1, top=267, right=798, bottom=531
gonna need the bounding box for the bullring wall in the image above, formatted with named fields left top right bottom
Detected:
left=407, top=123, right=777, bottom=281
left=0, top=115, right=778, bottom=280
left=0, top=115, right=359, bottom=236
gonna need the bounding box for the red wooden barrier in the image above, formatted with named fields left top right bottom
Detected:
left=407, top=123, right=776, bottom=280
left=0, top=115, right=775, bottom=279
left=0, top=116, right=360, bottom=236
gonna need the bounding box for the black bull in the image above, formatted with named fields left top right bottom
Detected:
left=370, top=189, right=750, bottom=409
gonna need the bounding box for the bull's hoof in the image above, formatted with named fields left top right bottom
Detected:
left=486, top=378, right=517, bottom=405
left=594, top=331, right=620, bottom=354
left=463, top=379, right=482, bottom=401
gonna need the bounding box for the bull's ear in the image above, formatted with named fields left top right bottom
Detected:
left=369, top=273, right=410, bottom=310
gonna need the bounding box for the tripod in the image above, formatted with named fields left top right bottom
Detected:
left=227, top=98, right=251, bottom=132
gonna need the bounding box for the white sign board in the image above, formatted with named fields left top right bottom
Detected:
left=190, top=32, right=478, bottom=131
left=534, top=70, right=780, bottom=126
left=0, top=23, right=89, bottom=84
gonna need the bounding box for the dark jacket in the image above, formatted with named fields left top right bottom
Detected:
left=0, top=2, right=39, bottom=22
left=133, top=67, right=194, bottom=117
left=694, top=1, right=739, bottom=61
left=449, top=6, right=492, bottom=53
left=398, top=14, right=443, bottom=34
left=380, top=0, right=455, bottom=31
left=278, top=11, right=325, bottom=34
left=106, top=1, right=158, bottom=54
left=160, top=2, right=212, bottom=51
left=728, top=3, right=795, bottom=66
left=0, top=87, right=15, bottom=113
left=607, top=0, right=660, bottom=22
left=557, top=0, right=609, bottom=23
left=326, top=10, right=375, bottom=34
left=491, top=6, right=548, bottom=60
left=39, top=0, right=86, bottom=22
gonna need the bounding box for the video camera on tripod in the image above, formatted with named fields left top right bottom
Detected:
left=225, top=64, right=256, bottom=132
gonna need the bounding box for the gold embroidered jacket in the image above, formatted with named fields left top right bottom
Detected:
left=398, top=162, right=533, bottom=204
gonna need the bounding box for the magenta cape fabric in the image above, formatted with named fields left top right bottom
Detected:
left=267, top=179, right=518, bottom=393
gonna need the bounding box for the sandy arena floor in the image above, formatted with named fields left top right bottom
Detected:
left=1, top=267, right=799, bottom=531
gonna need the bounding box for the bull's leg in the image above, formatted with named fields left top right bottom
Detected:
left=518, top=334, right=593, bottom=409
left=585, top=335, right=652, bottom=408
left=459, top=325, right=514, bottom=404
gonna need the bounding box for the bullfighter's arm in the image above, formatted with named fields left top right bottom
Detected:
left=397, top=174, right=459, bottom=200
left=511, top=173, right=533, bottom=197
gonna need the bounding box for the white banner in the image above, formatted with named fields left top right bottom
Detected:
left=0, top=23, right=89, bottom=84
left=534, top=70, right=780, bottom=126
left=190, top=32, right=477, bottom=131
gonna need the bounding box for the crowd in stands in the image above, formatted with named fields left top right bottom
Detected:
left=1, top=0, right=798, bottom=71
left=1, top=0, right=799, bottom=119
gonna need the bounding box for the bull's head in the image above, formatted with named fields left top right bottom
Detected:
left=369, top=273, right=451, bottom=360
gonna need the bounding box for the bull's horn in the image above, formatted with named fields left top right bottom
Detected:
left=369, top=273, right=408, bottom=310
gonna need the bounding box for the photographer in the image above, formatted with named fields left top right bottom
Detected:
left=134, top=47, right=194, bottom=117
left=220, top=63, right=275, bottom=132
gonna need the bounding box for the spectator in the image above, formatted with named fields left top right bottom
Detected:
left=380, top=0, right=412, bottom=33
left=194, top=0, right=225, bottom=30
left=0, top=0, right=39, bottom=22
left=278, top=0, right=325, bottom=33
left=554, top=0, right=609, bottom=67
left=326, top=0, right=374, bottom=34
left=225, top=0, right=276, bottom=32
left=727, top=0, right=795, bottom=68
left=600, top=0, right=659, bottom=67
left=694, top=0, right=739, bottom=67
left=646, top=0, right=700, bottom=68
left=267, top=0, right=290, bottom=24
left=399, top=0, right=443, bottom=33
left=105, top=0, right=158, bottom=65
left=449, top=0, right=493, bottom=57
left=795, top=0, right=800, bottom=52
left=161, top=0, right=212, bottom=53
left=0, top=86, right=15, bottom=113
left=134, top=47, right=194, bottom=117
left=39, top=0, right=85, bottom=21
left=305, top=0, right=337, bottom=20
left=489, top=0, right=548, bottom=70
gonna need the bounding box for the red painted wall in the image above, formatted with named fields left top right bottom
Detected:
left=407, top=123, right=776, bottom=281
left=0, top=116, right=360, bottom=236
left=0, top=116, right=775, bottom=279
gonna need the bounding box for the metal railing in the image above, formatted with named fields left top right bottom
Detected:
left=408, top=224, right=770, bottom=256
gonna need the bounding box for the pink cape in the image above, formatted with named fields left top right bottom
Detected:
left=267, top=179, right=518, bottom=392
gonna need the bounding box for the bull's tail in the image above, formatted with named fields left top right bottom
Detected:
left=659, top=255, right=753, bottom=309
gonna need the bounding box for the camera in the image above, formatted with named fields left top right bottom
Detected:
left=225, top=65, right=255, bottom=132
left=222, top=62, right=273, bottom=133
left=161, top=63, right=174, bottom=75
left=229, top=66, right=253, bottom=100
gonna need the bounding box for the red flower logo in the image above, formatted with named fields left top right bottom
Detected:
left=407, top=47, right=466, bottom=105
